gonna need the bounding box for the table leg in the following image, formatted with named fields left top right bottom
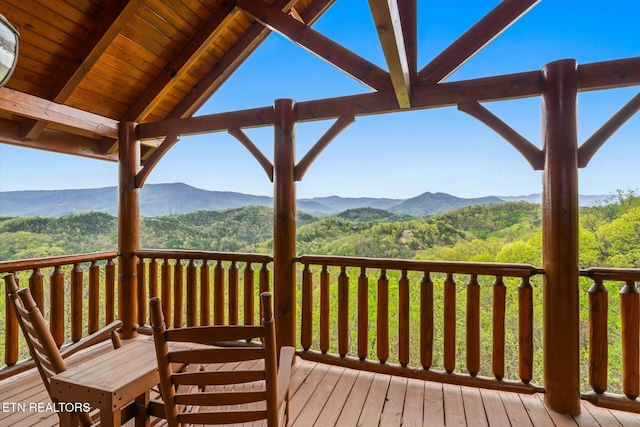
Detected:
left=135, top=390, right=151, bottom=427
left=99, top=404, right=121, bottom=427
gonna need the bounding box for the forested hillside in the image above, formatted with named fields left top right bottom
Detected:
left=1, top=191, right=638, bottom=268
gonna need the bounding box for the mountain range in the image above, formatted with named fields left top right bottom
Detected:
left=0, top=182, right=611, bottom=218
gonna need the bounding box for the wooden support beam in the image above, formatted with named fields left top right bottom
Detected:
left=0, top=119, right=117, bottom=161
left=578, top=92, right=640, bottom=167
left=419, top=0, right=540, bottom=84
left=368, top=0, right=412, bottom=107
left=0, top=87, right=119, bottom=139
left=541, top=59, right=581, bottom=416
left=228, top=127, right=274, bottom=181
left=136, top=57, right=640, bottom=140
left=21, top=0, right=142, bottom=140
left=457, top=101, right=544, bottom=170
left=123, top=2, right=237, bottom=122
left=237, top=0, right=392, bottom=91
left=294, top=115, right=355, bottom=181
left=273, top=99, right=297, bottom=350
left=118, top=121, right=140, bottom=339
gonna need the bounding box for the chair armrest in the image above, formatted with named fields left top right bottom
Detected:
left=276, top=346, right=296, bottom=409
left=59, top=320, right=123, bottom=360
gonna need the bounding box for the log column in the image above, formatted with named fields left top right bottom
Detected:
left=541, top=59, right=580, bottom=415
left=118, top=121, right=140, bottom=338
left=273, top=99, right=297, bottom=348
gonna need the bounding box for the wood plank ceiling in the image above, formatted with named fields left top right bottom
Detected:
left=0, top=0, right=639, bottom=170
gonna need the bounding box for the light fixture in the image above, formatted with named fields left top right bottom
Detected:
left=0, top=12, right=19, bottom=88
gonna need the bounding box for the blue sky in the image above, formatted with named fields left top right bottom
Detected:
left=1, top=0, right=638, bottom=199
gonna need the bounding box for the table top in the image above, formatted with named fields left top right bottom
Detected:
left=50, top=339, right=160, bottom=411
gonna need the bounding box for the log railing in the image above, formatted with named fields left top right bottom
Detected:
left=295, top=255, right=545, bottom=394
left=134, top=250, right=273, bottom=330
left=0, top=251, right=118, bottom=376
left=581, top=267, right=640, bottom=413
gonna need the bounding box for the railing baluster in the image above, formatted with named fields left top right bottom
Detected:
left=338, top=266, right=349, bottom=357
left=200, top=261, right=210, bottom=326
left=29, top=268, right=44, bottom=312
left=173, top=259, right=184, bottom=328
left=301, top=264, right=313, bottom=351
left=214, top=260, right=224, bottom=325
left=71, top=264, right=83, bottom=342
left=518, top=276, right=534, bottom=384
left=228, top=261, right=239, bottom=325
left=243, top=262, right=254, bottom=326
left=399, top=269, right=409, bottom=367
left=588, top=278, right=608, bottom=394
left=259, top=262, right=270, bottom=321
left=186, top=259, right=197, bottom=327
left=137, top=258, right=146, bottom=327
left=88, top=261, right=99, bottom=334
left=5, top=274, right=18, bottom=365
left=105, top=258, right=115, bottom=324
left=444, top=273, right=456, bottom=374
left=320, top=265, right=330, bottom=354
left=50, top=266, right=65, bottom=347
left=149, top=258, right=158, bottom=324
left=377, top=268, right=389, bottom=364
left=420, top=272, right=433, bottom=370
left=466, top=274, right=480, bottom=377
left=492, top=276, right=506, bottom=380
left=161, top=258, right=172, bottom=328
left=620, top=280, right=639, bottom=399
left=358, top=267, right=368, bottom=361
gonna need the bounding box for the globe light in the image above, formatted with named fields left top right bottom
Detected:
left=0, top=13, right=19, bottom=88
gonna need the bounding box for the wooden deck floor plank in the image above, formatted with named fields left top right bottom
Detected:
left=609, top=407, right=640, bottom=426
left=518, top=393, right=555, bottom=427
left=443, top=383, right=467, bottom=426
left=479, top=388, right=511, bottom=427
left=379, top=375, right=407, bottom=426
left=579, top=401, right=622, bottom=427
left=288, top=361, right=331, bottom=424
left=401, top=378, right=425, bottom=427
left=500, top=390, right=534, bottom=427
left=461, top=386, right=489, bottom=427
left=357, top=373, right=392, bottom=427
left=313, top=367, right=358, bottom=427
left=334, top=370, right=375, bottom=427
left=423, top=380, right=445, bottom=427
left=532, top=394, right=576, bottom=427
left=292, top=365, right=345, bottom=427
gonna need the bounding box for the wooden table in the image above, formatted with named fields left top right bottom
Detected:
left=50, top=339, right=160, bottom=427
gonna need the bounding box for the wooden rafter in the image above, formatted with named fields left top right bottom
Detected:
left=237, top=0, right=392, bottom=92
left=122, top=2, right=238, bottom=123
left=20, top=0, right=142, bottom=140
left=163, top=0, right=299, bottom=120
left=137, top=57, right=640, bottom=140
left=368, top=0, right=412, bottom=108
left=419, top=0, right=540, bottom=85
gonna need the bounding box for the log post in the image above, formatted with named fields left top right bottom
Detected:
left=118, top=121, right=140, bottom=338
left=541, top=59, right=580, bottom=415
left=273, top=98, right=297, bottom=348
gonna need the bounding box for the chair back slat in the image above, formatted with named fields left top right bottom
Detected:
left=151, top=292, right=290, bottom=427
left=172, top=369, right=265, bottom=386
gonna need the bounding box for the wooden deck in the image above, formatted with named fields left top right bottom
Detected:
left=1, top=339, right=639, bottom=426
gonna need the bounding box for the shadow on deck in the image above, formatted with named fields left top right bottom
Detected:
left=1, top=338, right=638, bottom=426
